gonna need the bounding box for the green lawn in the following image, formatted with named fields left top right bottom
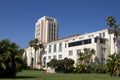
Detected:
left=0, top=70, right=120, bottom=80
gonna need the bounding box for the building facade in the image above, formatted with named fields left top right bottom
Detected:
left=24, top=16, right=116, bottom=69
left=42, top=29, right=115, bottom=68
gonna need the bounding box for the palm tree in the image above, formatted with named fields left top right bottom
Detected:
left=0, top=55, right=6, bottom=73
left=84, top=48, right=95, bottom=65
left=106, top=53, right=120, bottom=76
left=77, top=48, right=95, bottom=65
left=29, top=38, right=39, bottom=68
left=106, top=53, right=116, bottom=75
left=77, top=48, right=95, bottom=73
left=77, top=52, right=84, bottom=64
left=106, top=16, right=120, bottom=76
left=39, top=43, right=44, bottom=67
left=107, top=16, right=116, bottom=28
left=113, top=56, right=120, bottom=76
left=29, top=40, right=34, bottom=68
left=107, top=16, right=119, bottom=53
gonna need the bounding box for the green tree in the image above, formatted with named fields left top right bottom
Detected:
left=47, top=58, right=74, bottom=73
left=29, top=38, right=39, bottom=68
left=113, top=56, right=120, bottom=76
left=106, top=16, right=120, bottom=76
left=47, top=59, right=57, bottom=69
left=55, top=60, right=64, bottom=72
left=29, top=40, right=34, bottom=68
left=107, top=16, right=116, bottom=28
left=39, top=43, right=44, bottom=67
left=107, top=16, right=119, bottom=53
left=106, top=53, right=120, bottom=76
left=19, top=49, right=27, bottom=69
left=77, top=48, right=95, bottom=65
left=63, top=58, right=74, bottom=73
left=0, top=39, right=24, bottom=78
left=76, top=48, right=95, bottom=73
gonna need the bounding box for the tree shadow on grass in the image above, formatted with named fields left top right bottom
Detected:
left=0, top=76, right=36, bottom=79
left=15, top=76, right=36, bottom=79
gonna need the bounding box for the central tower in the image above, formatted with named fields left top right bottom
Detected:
left=35, top=16, right=58, bottom=43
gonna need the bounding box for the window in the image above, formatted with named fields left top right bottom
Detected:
left=59, top=55, right=62, bottom=60
left=103, top=32, right=105, bottom=37
left=100, top=39, right=105, bottom=44
left=54, top=33, right=56, bottom=40
left=54, top=25, right=56, bottom=32
left=94, top=38, right=97, bottom=43
left=84, top=39, right=91, bottom=44
left=49, top=45, right=51, bottom=53
left=45, top=51, right=47, bottom=54
left=59, top=43, right=62, bottom=52
left=49, top=23, right=51, bottom=27
left=48, top=56, right=51, bottom=60
left=53, top=55, right=57, bottom=59
left=69, top=50, right=73, bottom=56
left=54, top=44, right=57, bottom=52
left=68, top=41, right=82, bottom=47
left=65, top=43, right=67, bottom=48
left=43, top=57, right=46, bottom=66
left=99, top=33, right=101, bottom=37
left=77, top=49, right=81, bottom=55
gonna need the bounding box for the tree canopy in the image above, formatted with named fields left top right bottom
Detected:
left=0, top=39, right=25, bottom=78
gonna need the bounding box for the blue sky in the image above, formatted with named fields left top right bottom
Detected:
left=0, top=0, right=120, bottom=48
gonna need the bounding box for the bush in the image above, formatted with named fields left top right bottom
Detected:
left=91, top=64, right=107, bottom=73
left=47, top=58, right=75, bottom=73
left=75, top=64, right=86, bottom=73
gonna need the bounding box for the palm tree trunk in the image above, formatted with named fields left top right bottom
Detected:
left=116, top=68, right=119, bottom=77
left=113, top=37, right=117, bottom=54
left=39, top=48, right=43, bottom=68
left=31, top=47, right=33, bottom=68
left=110, top=34, right=111, bottom=55
left=34, top=50, right=36, bottom=68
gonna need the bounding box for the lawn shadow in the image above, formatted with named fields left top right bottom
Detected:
left=0, top=76, right=35, bottom=79
left=15, top=76, right=35, bottom=79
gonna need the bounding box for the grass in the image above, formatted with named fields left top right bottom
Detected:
left=0, top=70, right=120, bottom=80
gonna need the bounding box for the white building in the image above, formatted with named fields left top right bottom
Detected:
left=24, top=16, right=116, bottom=69
left=42, top=29, right=116, bottom=68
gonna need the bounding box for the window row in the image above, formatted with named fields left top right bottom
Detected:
left=68, top=39, right=91, bottom=47
left=69, top=49, right=82, bottom=56
left=99, top=32, right=105, bottom=37
left=48, top=50, right=74, bottom=61
left=49, top=43, right=62, bottom=53
left=47, top=49, right=83, bottom=60
left=48, top=55, right=62, bottom=60
left=94, top=37, right=106, bottom=44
